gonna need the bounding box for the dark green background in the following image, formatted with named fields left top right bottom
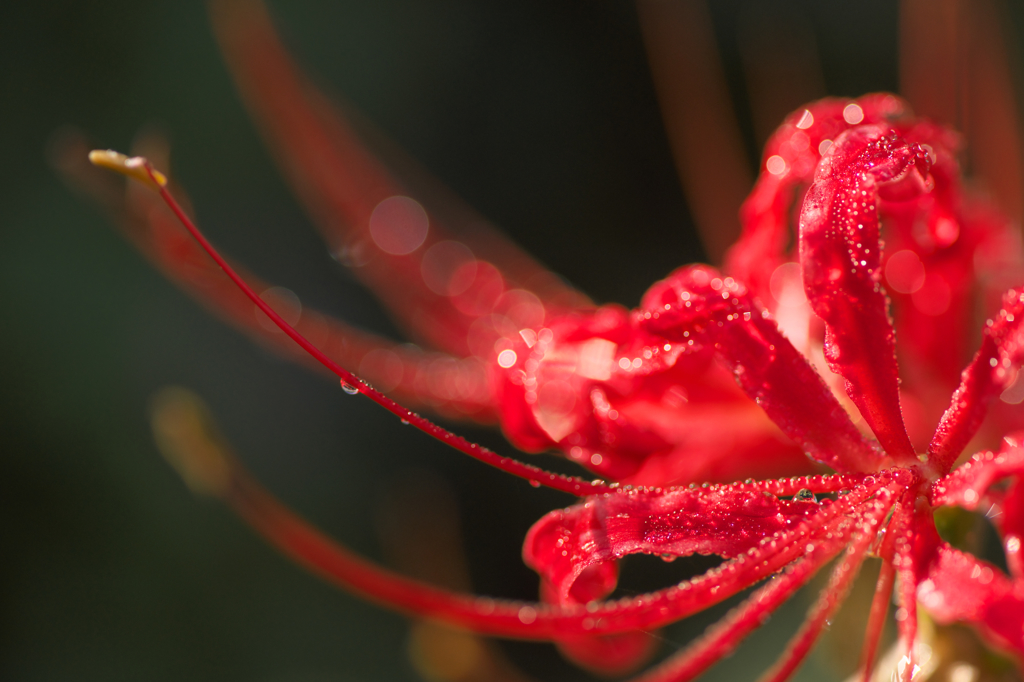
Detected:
left=1, top=2, right=1020, bottom=680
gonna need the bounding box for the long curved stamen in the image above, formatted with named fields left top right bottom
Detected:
left=209, top=0, right=591, bottom=357
left=756, top=499, right=890, bottom=682
left=857, top=511, right=897, bottom=682
left=626, top=494, right=895, bottom=682
left=90, top=150, right=608, bottom=497
left=62, top=137, right=496, bottom=420
left=890, top=492, right=921, bottom=682
left=151, top=384, right=897, bottom=642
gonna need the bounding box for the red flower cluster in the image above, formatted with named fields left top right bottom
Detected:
left=68, top=2, right=1024, bottom=680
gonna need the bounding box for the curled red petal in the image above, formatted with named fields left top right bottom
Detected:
left=799, top=125, right=931, bottom=463
left=640, top=264, right=881, bottom=472
left=494, top=301, right=813, bottom=486
left=727, top=94, right=910, bottom=304
left=931, top=438, right=1024, bottom=508
left=525, top=484, right=818, bottom=605
left=931, top=439, right=1024, bottom=580
left=525, top=473, right=890, bottom=609
left=929, top=289, right=1024, bottom=473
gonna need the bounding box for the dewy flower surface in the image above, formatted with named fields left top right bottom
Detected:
left=64, top=1, right=1024, bottom=680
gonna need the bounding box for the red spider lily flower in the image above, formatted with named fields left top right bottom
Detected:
left=66, top=2, right=1024, bottom=681
left=84, top=96, right=1024, bottom=682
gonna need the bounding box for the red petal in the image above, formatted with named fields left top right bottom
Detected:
left=932, top=439, right=1024, bottom=580
left=552, top=631, right=658, bottom=677
left=525, top=474, right=888, bottom=608
left=918, top=543, right=1024, bottom=656
left=494, top=301, right=814, bottom=486
left=640, top=265, right=881, bottom=472
left=931, top=438, right=1024, bottom=509
left=525, top=485, right=816, bottom=604
left=56, top=129, right=499, bottom=420
left=929, top=289, right=1024, bottom=473
left=799, top=125, right=932, bottom=463
left=727, top=94, right=910, bottom=305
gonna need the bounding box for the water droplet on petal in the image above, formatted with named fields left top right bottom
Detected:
left=340, top=380, right=359, bottom=395
left=794, top=488, right=817, bottom=503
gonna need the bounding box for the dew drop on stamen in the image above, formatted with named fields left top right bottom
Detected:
left=340, top=379, right=359, bottom=395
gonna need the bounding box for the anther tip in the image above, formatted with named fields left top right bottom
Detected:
left=150, top=386, right=233, bottom=497
left=88, top=149, right=168, bottom=190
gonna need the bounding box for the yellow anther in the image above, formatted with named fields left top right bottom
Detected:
left=88, top=149, right=167, bottom=190
left=150, top=386, right=233, bottom=497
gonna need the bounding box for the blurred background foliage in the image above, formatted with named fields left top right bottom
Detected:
left=1, top=1, right=1021, bottom=681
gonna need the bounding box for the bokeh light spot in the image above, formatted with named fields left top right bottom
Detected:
left=885, top=250, right=926, bottom=294
left=450, top=262, right=504, bottom=316
left=769, top=262, right=806, bottom=306
left=421, top=240, right=475, bottom=295
left=254, top=286, right=301, bottom=332
left=843, top=103, right=864, bottom=124
left=369, top=195, right=429, bottom=255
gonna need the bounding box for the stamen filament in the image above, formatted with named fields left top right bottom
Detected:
left=891, top=493, right=921, bottom=682
left=91, top=150, right=607, bottom=497
left=149, top=385, right=897, bottom=642
left=756, top=500, right=888, bottom=682
left=858, top=518, right=898, bottom=682
left=628, top=513, right=859, bottom=682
